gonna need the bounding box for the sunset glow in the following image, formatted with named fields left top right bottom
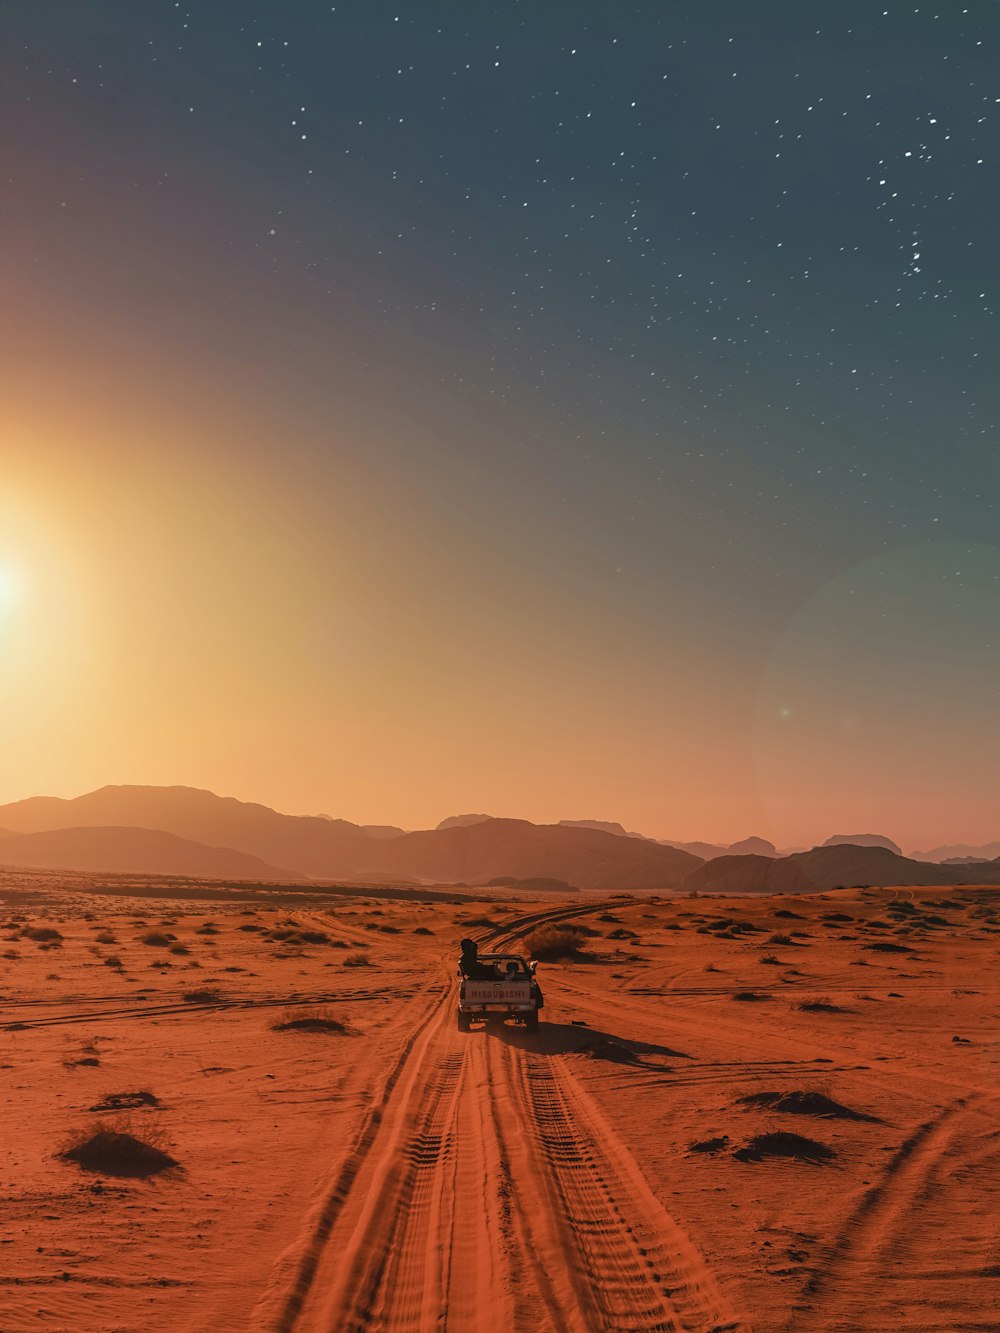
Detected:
left=1, top=2, right=997, bottom=852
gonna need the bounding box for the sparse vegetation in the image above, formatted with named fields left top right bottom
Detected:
left=89, top=1091, right=161, bottom=1113
left=182, top=988, right=222, bottom=1003
left=733, top=1131, right=836, bottom=1164
left=140, top=932, right=175, bottom=947
left=23, top=926, right=63, bottom=943
left=522, top=923, right=589, bottom=961
left=737, top=1090, right=878, bottom=1121
left=799, top=998, right=851, bottom=1013
left=343, top=952, right=372, bottom=967
left=272, top=1006, right=348, bottom=1034
left=60, top=1117, right=179, bottom=1178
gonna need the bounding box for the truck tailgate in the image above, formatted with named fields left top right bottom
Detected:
left=463, top=981, right=531, bottom=1005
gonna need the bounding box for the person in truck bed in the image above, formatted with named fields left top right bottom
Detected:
left=458, top=937, right=495, bottom=981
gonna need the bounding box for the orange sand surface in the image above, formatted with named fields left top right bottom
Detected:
left=2, top=869, right=997, bottom=1332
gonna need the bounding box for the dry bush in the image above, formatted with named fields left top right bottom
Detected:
left=103, top=955, right=124, bottom=969
left=95, top=931, right=117, bottom=945
left=271, top=1006, right=348, bottom=1034
left=140, top=932, right=174, bottom=947
left=182, top=988, right=222, bottom=1003
left=522, top=924, right=589, bottom=961
left=798, top=997, right=851, bottom=1013
left=343, top=952, right=372, bottom=967
left=90, top=1090, right=161, bottom=1112
left=23, top=926, right=63, bottom=942
left=60, top=1115, right=179, bottom=1178
left=168, top=943, right=190, bottom=955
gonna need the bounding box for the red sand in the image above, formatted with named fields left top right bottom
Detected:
left=1, top=870, right=997, bottom=1331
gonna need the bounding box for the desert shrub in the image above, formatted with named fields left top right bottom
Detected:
left=343, top=952, right=372, bottom=967
left=182, top=988, right=222, bottom=1003
left=413, top=926, right=434, bottom=935
left=103, top=956, right=124, bottom=969
left=195, top=924, right=219, bottom=935
left=271, top=1006, right=347, bottom=1034
left=140, top=932, right=174, bottom=947
left=733, top=1132, right=835, bottom=1164
left=23, top=926, right=63, bottom=942
left=168, top=944, right=190, bottom=956
left=89, top=1091, right=160, bottom=1113
left=95, top=931, right=117, bottom=944
left=522, top=924, right=589, bottom=961
left=60, top=1117, right=178, bottom=1178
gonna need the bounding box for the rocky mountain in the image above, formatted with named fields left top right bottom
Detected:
left=0, top=825, right=302, bottom=881
left=559, top=819, right=638, bottom=838
left=910, top=841, right=1000, bottom=863
left=684, top=843, right=1000, bottom=894
left=353, top=818, right=702, bottom=890
left=822, top=833, right=902, bottom=855
left=0, top=786, right=379, bottom=880
left=726, top=836, right=776, bottom=857
left=436, top=814, right=495, bottom=831
left=0, top=788, right=702, bottom=888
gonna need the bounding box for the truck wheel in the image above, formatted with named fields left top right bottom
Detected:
left=524, top=1010, right=539, bottom=1031
left=457, top=1010, right=471, bottom=1032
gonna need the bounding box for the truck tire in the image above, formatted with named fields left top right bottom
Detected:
left=457, top=1009, right=471, bottom=1032
left=524, top=1009, right=539, bottom=1031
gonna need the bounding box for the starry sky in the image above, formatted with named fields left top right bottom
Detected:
left=1, top=1, right=997, bottom=850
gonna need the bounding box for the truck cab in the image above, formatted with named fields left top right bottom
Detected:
left=457, top=953, right=541, bottom=1031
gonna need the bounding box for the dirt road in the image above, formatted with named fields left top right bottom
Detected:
left=251, top=903, right=743, bottom=1333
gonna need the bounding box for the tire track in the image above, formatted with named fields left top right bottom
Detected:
left=248, top=982, right=447, bottom=1332
left=507, top=1045, right=743, bottom=1333
left=785, top=1095, right=976, bottom=1332
left=253, top=897, right=741, bottom=1332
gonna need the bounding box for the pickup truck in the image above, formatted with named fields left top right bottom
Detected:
left=457, top=953, right=541, bottom=1031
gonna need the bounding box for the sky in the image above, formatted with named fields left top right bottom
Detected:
left=1, top=1, right=997, bottom=852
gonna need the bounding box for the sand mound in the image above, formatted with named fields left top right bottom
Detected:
left=62, top=1130, right=179, bottom=1178
left=737, top=1090, right=877, bottom=1121
left=733, top=1131, right=836, bottom=1164
left=89, top=1091, right=161, bottom=1113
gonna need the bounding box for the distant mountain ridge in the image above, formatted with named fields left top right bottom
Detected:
left=0, top=787, right=700, bottom=889
left=910, top=841, right=1000, bottom=863
left=1, top=787, right=995, bottom=892
left=0, top=825, right=303, bottom=881
left=684, top=843, right=1000, bottom=894
left=822, top=833, right=902, bottom=855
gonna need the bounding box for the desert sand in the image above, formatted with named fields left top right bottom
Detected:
left=1, top=867, right=997, bottom=1332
